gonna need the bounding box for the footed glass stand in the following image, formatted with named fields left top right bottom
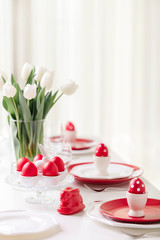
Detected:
left=26, top=191, right=52, bottom=204
left=5, top=172, right=73, bottom=204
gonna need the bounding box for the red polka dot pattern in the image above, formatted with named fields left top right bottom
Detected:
left=95, top=143, right=109, bottom=157
left=128, top=178, right=146, bottom=194
left=65, top=122, right=75, bottom=131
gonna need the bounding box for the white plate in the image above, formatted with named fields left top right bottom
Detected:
left=87, top=202, right=160, bottom=229
left=70, top=163, right=133, bottom=180
left=0, top=210, right=58, bottom=236
left=72, top=147, right=95, bottom=155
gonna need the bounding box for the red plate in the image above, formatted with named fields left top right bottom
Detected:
left=99, top=198, right=160, bottom=224
left=50, top=136, right=96, bottom=150
left=68, top=162, right=143, bottom=185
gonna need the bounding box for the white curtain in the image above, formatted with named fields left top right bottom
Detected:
left=0, top=0, right=160, bottom=189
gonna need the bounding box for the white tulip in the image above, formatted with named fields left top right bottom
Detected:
left=40, top=71, right=53, bottom=90
left=21, top=63, right=33, bottom=81
left=2, top=82, right=17, bottom=98
left=60, top=80, right=78, bottom=95
left=23, top=84, right=37, bottom=100
left=35, top=66, right=46, bottom=82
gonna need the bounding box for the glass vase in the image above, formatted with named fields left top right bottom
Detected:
left=10, top=119, right=44, bottom=163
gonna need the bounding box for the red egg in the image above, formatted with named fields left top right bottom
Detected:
left=128, top=178, right=146, bottom=194
left=65, top=121, right=75, bottom=131
left=21, top=162, right=38, bottom=176
left=17, top=157, right=30, bottom=172
left=33, top=154, right=43, bottom=162
left=52, top=156, right=65, bottom=172
left=95, top=143, right=108, bottom=157
left=42, top=162, right=59, bottom=176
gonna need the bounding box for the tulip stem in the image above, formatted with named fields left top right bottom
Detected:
left=51, top=93, right=63, bottom=107
left=12, top=98, right=22, bottom=156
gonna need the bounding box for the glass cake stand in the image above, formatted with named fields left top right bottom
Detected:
left=5, top=140, right=73, bottom=204
left=5, top=171, right=74, bottom=204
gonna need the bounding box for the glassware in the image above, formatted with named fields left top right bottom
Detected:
left=55, top=143, right=72, bottom=166
left=5, top=139, right=73, bottom=204
left=44, top=138, right=72, bottom=166
left=10, top=119, right=45, bottom=162
left=5, top=172, right=73, bottom=204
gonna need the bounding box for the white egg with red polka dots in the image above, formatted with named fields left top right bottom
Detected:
left=126, top=177, right=148, bottom=217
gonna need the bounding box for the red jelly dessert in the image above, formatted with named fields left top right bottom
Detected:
left=42, top=162, right=59, bottom=176
left=57, top=187, right=85, bottom=215
left=128, top=178, right=146, bottom=194
left=52, top=156, right=65, bottom=172
left=33, top=154, right=43, bottom=162
left=21, top=162, right=38, bottom=176
left=95, top=143, right=108, bottom=157
left=17, top=157, right=30, bottom=172
left=65, top=121, right=75, bottom=131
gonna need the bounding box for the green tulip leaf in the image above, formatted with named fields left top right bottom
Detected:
left=36, top=88, right=45, bottom=111
left=19, top=91, right=31, bottom=121
left=26, top=69, right=35, bottom=85
left=19, top=91, right=32, bottom=139
left=43, top=92, right=52, bottom=118
left=2, top=97, right=16, bottom=119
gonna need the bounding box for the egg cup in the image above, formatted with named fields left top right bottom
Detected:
left=42, top=175, right=60, bottom=185
left=126, top=191, right=148, bottom=217
left=64, top=131, right=76, bottom=143
left=93, top=155, right=111, bottom=176
left=20, top=175, right=40, bottom=187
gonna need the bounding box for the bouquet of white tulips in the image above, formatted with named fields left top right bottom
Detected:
left=1, top=63, right=78, bottom=161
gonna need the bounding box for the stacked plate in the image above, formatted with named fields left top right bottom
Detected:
left=87, top=199, right=160, bottom=229
left=50, top=136, right=97, bottom=155
left=68, top=162, right=143, bottom=185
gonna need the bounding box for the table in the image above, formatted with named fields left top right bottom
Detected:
left=0, top=147, right=159, bottom=240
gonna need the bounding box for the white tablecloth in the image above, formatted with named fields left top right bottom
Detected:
left=0, top=146, right=159, bottom=240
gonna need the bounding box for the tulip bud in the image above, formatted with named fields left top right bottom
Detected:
left=23, top=84, right=37, bottom=100
left=22, top=63, right=33, bottom=81
left=2, top=82, right=17, bottom=98
left=60, top=80, right=78, bottom=95
left=35, top=66, right=46, bottom=82
left=40, top=71, right=54, bottom=90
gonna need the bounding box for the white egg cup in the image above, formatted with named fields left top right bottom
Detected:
left=64, top=130, right=76, bottom=143
left=58, top=169, right=68, bottom=181
left=93, top=155, right=111, bottom=176
left=42, top=175, right=60, bottom=185
left=20, top=175, right=40, bottom=187
left=126, top=191, right=148, bottom=217
left=42, top=168, right=68, bottom=186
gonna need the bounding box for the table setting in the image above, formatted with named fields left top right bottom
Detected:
left=48, top=121, right=98, bottom=156
left=0, top=63, right=159, bottom=240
